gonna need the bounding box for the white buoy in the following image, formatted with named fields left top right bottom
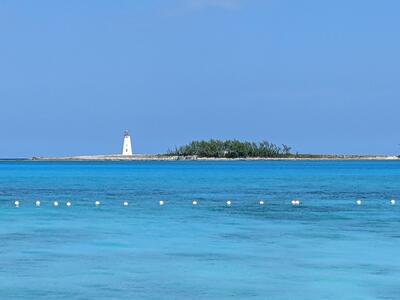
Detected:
left=66, top=201, right=72, bottom=207
left=192, top=200, right=198, bottom=205
left=226, top=200, right=232, bottom=206
left=95, top=200, right=101, bottom=206
left=53, top=201, right=59, bottom=207
left=159, top=200, right=165, bottom=206
left=35, top=200, right=41, bottom=207
left=259, top=200, right=264, bottom=205
left=356, top=199, right=362, bottom=206
left=14, top=200, right=20, bottom=207
left=123, top=201, right=129, bottom=206
left=291, top=200, right=300, bottom=206
left=390, top=199, right=396, bottom=205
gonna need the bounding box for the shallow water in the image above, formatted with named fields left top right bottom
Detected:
left=0, top=161, right=399, bottom=299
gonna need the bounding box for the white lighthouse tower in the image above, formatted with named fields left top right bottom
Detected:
left=122, top=130, right=133, bottom=156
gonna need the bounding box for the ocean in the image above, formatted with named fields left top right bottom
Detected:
left=0, top=161, right=399, bottom=299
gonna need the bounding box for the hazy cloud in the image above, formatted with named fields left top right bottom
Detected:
left=165, top=0, right=241, bottom=16
left=187, top=0, right=241, bottom=11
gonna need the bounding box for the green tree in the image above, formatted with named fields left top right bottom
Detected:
left=167, top=139, right=292, bottom=158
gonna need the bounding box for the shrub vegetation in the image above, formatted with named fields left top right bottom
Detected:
left=167, top=139, right=292, bottom=158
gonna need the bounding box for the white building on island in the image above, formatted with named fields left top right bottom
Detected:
left=122, top=130, right=133, bottom=156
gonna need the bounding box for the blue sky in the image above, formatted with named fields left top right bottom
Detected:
left=0, top=0, right=399, bottom=157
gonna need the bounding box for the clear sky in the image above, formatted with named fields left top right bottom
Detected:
left=1, top=0, right=399, bottom=157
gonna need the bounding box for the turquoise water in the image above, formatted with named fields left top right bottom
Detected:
left=0, top=161, right=399, bottom=299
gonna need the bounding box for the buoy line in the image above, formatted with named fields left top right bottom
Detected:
left=6, top=198, right=398, bottom=208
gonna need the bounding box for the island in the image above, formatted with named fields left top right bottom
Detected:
left=31, top=139, right=400, bottom=161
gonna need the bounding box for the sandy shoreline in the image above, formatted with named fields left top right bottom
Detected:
left=28, top=155, right=400, bottom=162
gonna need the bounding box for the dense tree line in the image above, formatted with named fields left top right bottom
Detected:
left=167, top=139, right=292, bottom=158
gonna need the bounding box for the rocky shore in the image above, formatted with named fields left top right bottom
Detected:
left=31, top=154, right=400, bottom=161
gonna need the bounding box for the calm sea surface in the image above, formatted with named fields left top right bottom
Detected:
left=0, top=161, right=399, bottom=299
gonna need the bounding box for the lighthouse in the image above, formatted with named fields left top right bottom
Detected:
left=122, top=130, right=133, bottom=156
